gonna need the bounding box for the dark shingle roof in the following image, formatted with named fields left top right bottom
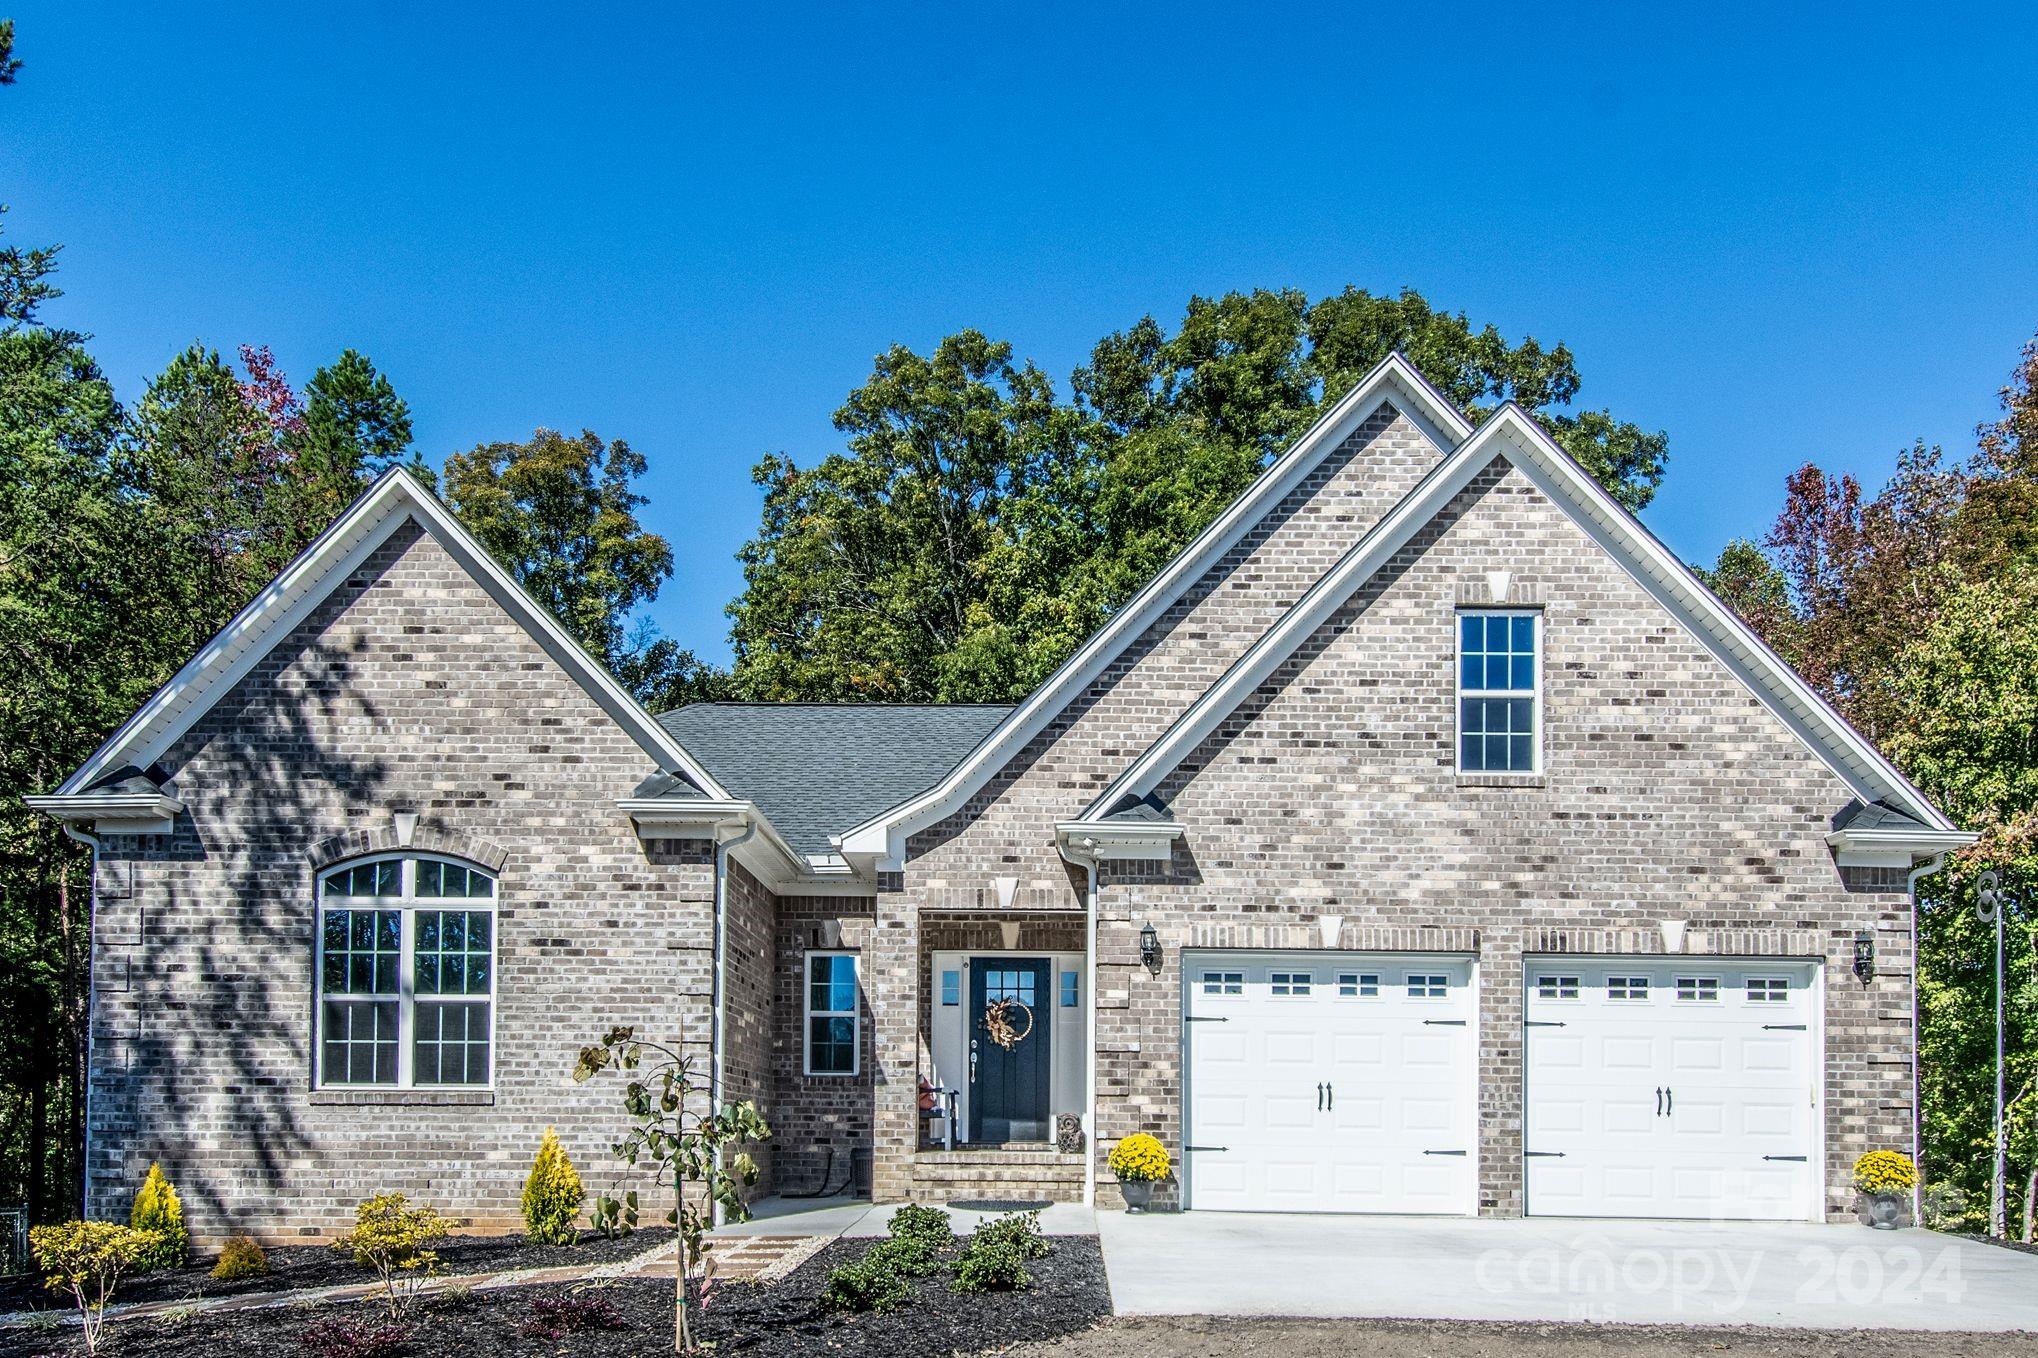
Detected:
left=655, top=703, right=1015, bottom=857
left=1099, top=794, right=1173, bottom=823
left=1832, top=800, right=1934, bottom=834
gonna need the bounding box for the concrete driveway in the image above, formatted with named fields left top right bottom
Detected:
left=1096, top=1213, right=2038, bottom=1330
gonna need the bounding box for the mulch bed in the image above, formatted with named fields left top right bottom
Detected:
left=0, top=1229, right=671, bottom=1314
left=0, top=1234, right=1109, bottom=1358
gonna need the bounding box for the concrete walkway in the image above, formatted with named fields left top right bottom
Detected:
left=711, top=1192, right=1097, bottom=1239
left=1097, top=1213, right=2038, bottom=1331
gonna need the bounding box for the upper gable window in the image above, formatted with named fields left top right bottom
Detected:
left=1458, top=611, right=1540, bottom=773
left=316, top=855, right=496, bottom=1089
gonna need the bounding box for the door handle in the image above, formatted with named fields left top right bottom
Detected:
left=1317, top=1082, right=1324, bottom=1111
left=1327, top=1082, right=1334, bottom=1110
left=1655, top=1086, right=1663, bottom=1117
left=1665, top=1087, right=1673, bottom=1115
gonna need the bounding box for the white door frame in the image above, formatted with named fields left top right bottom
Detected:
left=1520, top=953, right=1826, bottom=1223
left=928, top=948, right=1087, bottom=1145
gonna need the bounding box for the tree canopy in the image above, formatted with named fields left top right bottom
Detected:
left=729, top=287, right=1668, bottom=702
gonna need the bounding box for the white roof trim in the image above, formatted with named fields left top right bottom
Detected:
left=836, top=353, right=1473, bottom=861
left=55, top=468, right=733, bottom=800
left=1084, top=405, right=1959, bottom=832
left=1054, top=818, right=1185, bottom=864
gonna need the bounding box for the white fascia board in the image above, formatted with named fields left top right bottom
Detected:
left=55, top=469, right=733, bottom=802
left=26, top=791, right=184, bottom=836
left=1826, top=827, right=1977, bottom=866
left=618, top=798, right=824, bottom=890
left=1086, top=404, right=1962, bottom=835
left=836, top=353, right=1473, bottom=860
left=1054, top=819, right=1185, bottom=864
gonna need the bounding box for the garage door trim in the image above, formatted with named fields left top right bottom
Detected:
left=1521, top=953, right=1825, bottom=1223
left=1180, top=948, right=1480, bottom=1215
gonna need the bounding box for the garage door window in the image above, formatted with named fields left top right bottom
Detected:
left=1676, top=976, right=1720, bottom=1002
left=1606, top=976, right=1650, bottom=1001
left=1747, top=977, right=1789, bottom=1003
left=1407, top=973, right=1449, bottom=999
left=1201, top=970, right=1243, bottom=996
left=1338, top=972, right=1380, bottom=997
left=1270, top=972, right=1313, bottom=996
left=1535, top=975, right=1579, bottom=1000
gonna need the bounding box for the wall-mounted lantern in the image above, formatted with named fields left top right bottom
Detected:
left=1854, top=931, right=1875, bottom=985
left=1139, top=923, right=1162, bottom=975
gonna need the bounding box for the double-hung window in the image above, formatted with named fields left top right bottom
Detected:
left=316, top=855, right=496, bottom=1088
left=1458, top=610, right=1541, bottom=773
left=804, top=952, right=861, bottom=1076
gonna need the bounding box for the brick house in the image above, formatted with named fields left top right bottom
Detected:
left=32, top=355, right=1971, bottom=1242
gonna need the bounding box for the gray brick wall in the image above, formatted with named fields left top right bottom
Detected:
left=769, top=894, right=877, bottom=1196
left=86, top=521, right=715, bottom=1243
left=888, top=442, right=1915, bottom=1220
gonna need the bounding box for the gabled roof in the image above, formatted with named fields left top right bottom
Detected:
left=1079, top=405, right=1959, bottom=833
left=51, top=468, right=731, bottom=800
left=835, top=352, right=1474, bottom=864
left=658, top=703, right=1013, bottom=858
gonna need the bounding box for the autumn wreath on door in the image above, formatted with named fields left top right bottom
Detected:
left=982, top=996, right=1035, bottom=1050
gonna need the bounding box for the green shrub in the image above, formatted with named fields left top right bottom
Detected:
left=519, top=1127, right=586, bottom=1246
left=951, top=1235, right=1033, bottom=1293
left=886, top=1203, right=954, bottom=1252
left=821, top=1245, right=918, bottom=1312
left=210, top=1233, right=269, bottom=1280
left=131, top=1162, right=189, bottom=1271
left=30, top=1220, right=160, bottom=1355
left=950, top=1212, right=1047, bottom=1294
left=968, top=1210, right=1048, bottom=1260
left=332, top=1193, right=452, bottom=1317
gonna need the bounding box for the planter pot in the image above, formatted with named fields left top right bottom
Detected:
left=1119, top=1177, right=1155, bottom=1213
left=1865, top=1191, right=1904, bottom=1230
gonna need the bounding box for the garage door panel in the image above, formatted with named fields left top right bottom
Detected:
left=1524, top=958, right=1817, bottom=1222
left=1186, top=950, right=1474, bottom=1215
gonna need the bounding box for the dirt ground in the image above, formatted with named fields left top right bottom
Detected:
left=1010, top=1316, right=2037, bottom=1358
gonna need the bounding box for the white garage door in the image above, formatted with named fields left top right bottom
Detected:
left=1183, top=951, right=1476, bottom=1214
left=1524, top=958, right=1821, bottom=1221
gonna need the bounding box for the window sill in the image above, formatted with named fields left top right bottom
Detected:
left=309, top=1089, right=495, bottom=1107
left=1455, top=772, right=1547, bottom=789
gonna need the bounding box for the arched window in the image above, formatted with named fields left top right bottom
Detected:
left=315, top=855, right=496, bottom=1089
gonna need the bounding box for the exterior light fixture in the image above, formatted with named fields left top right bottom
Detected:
left=1853, top=931, right=1875, bottom=985
left=1139, top=923, right=1162, bottom=974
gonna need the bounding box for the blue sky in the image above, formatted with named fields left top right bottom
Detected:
left=5, top=3, right=2034, bottom=664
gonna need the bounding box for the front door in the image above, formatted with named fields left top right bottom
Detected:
left=968, top=958, right=1052, bottom=1144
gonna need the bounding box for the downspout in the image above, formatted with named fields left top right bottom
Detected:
left=1065, top=836, right=1102, bottom=1208
left=1906, top=851, right=1947, bottom=1230
left=58, top=821, right=103, bottom=1220
left=710, top=814, right=758, bottom=1225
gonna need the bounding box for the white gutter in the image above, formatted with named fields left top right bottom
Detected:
left=56, top=821, right=103, bottom=1220
left=710, top=814, right=759, bottom=1226
left=1058, top=834, right=1104, bottom=1207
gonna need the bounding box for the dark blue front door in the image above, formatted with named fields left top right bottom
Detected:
left=968, top=958, right=1052, bottom=1144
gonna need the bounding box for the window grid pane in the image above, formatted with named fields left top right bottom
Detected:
left=1202, top=971, right=1243, bottom=996
left=415, top=910, right=491, bottom=997
left=321, top=999, right=399, bottom=1084
left=316, top=858, right=497, bottom=1091
left=805, top=954, right=859, bottom=1074
left=1408, top=974, right=1448, bottom=998
left=413, top=1000, right=491, bottom=1084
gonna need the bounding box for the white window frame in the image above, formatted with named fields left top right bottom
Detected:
left=803, top=950, right=862, bottom=1077
left=312, top=853, right=498, bottom=1091
left=1338, top=972, right=1380, bottom=998
left=1535, top=975, right=1580, bottom=1001
left=1606, top=975, right=1651, bottom=1002
left=1201, top=970, right=1244, bottom=996
left=1407, top=972, right=1450, bottom=999
left=1270, top=971, right=1314, bottom=997
left=1676, top=976, right=1721, bottom=1002
left=1746, top=976, right=1790, bottom=1004
left=1455, top=608, right=1543, bottom=774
